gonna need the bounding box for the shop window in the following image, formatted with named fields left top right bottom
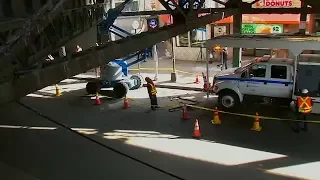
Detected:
left=249, top=64, right=266, bottom=78
left=191, top=27, right=206, bottom=47
left=271, top=65, right=287, bottom=79
left=115, top=1, right=138, bottom=11
left=176, top=33, right=189, bottom=47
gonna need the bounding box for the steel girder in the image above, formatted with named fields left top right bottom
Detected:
left=119, top=7, right=320, bottom=16
left=0, top=10, right=235, bottom=106
left=0, top=2, right=106, bottom=83
left=0, top=19, right=26, bottom=46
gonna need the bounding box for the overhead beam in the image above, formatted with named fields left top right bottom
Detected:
left=0, top=10, right=235, bottom=106
left=119, top=7, right=320, bottom=16
left=0, top=18, right=26, bottom=32
left=211, top=0, right=226, bottom=6
left=2, top=7, right=319, bottom=29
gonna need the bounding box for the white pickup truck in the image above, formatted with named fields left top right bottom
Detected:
left=212, top=55, right=295, bottom=109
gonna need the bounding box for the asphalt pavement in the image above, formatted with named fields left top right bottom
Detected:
left=1, top=70, right=320, bottom=180
left=128, top=57, right=253, bottom=75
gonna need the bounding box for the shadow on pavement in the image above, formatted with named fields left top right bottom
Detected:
left=1, top=80, right=319, bottom=180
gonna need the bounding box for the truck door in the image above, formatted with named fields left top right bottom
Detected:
left=243, top=64, right=267, bottom=96
left=266, top=65, right=292, bottom=98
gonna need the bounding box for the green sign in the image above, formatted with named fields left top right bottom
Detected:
left=241, top=24, right=283, bottom=34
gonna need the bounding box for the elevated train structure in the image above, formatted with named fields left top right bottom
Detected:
left=0, top=0, right=319, bottom=106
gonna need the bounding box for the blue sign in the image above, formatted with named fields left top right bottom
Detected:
left=148, top=19, right=158, bottom=29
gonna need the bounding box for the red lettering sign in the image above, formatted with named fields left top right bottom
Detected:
left=256, top=0, right=293, bottom=7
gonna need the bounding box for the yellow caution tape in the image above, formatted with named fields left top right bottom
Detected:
left=84, top=93, right=180, bottom=109
left=175, top=70, right=198, bottom=75
left=185, top=104, right=320, bottom=124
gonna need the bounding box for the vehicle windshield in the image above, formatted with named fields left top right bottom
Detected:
left=234, top=61, right=254, bottom=74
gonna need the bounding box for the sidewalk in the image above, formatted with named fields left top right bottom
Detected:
left=129, top=58, right=251, bottom=74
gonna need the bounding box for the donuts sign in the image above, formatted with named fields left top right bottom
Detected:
left=255, top=0, right=293, bottom=8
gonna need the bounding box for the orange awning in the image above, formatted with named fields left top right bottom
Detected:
left=215, top=14, right=310, bottom=24
left=160, top=15, right=172, bottom=25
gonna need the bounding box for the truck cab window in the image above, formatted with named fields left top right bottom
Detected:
left=249, top=64, right=266, bottom=78
left=241, top=72, right=246, bottom=78
left=271, top=65, right=287, bottom=79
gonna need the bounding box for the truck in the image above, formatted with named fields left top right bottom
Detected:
left=212, top=55, right=320, bottom=113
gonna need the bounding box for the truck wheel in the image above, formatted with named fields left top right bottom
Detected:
left=218, top=91, right=239, bottom=110
left=130, top=74, right=144, bottom=90
left=86, top=81, right=101, bottom=95
left=113, top=82, right=129, bottom=98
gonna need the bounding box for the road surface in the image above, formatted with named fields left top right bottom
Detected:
left=1, top=72, right=320, bottom=180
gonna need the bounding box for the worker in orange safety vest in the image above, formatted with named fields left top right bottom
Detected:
left=145, top=77, right=159, bottom=110
left=295, top=89, right=313, bottom=133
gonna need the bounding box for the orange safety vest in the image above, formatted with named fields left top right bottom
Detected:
left=297, top=96, right=312, bottom=114
left=148, top=83, right=157, bottom=95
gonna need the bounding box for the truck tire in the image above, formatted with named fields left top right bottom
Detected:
left=86, top=81, right=101, bottom=95
left=130, top=74, right=144, bottom=90
left=218, top=90, right=240, bottom=110
left=113, top=82, right=129, bottom=98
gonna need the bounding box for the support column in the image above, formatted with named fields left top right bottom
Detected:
left=232, top=12, right=242, bottom=68
left=206, top=47, right=210, bottom=98
left=308, top=14, right=316, bottom=34
left=299, top=1, right=307, bottom=34
left=153, top=45, right=159, bottom=81
left=170, top=37, right=177, bottom=82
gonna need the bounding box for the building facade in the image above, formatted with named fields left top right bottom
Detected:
left=172, top=0, right=318, bottom=61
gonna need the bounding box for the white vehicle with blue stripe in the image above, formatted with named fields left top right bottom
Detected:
left=212, top=56, right=294, bottom=109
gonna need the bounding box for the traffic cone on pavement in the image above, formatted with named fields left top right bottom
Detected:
left=193, top=119, right=201, bottom=138
left=251, top=112, right=262, bottom=131
left=211, top=107, right=221, bottom=125
left=55, top=84, right=62, bottom=96
left=181, top=104, right=190, bottom=120
left=194, top=74, right=200, bottom=84
left=94, top=93, right=101, bottom=105
left=123, top=96, right=130, bottom=109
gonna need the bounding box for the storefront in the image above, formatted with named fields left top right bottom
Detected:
left=214, top=14, right=312, bottom=56
left=166, top=0, right=316, bottom=61
left=241, top=23, right=285, bottom=56
left=211, top=0, right=315, bottom=58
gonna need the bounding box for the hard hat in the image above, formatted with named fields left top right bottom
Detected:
left=301, top=89, right=309, bottom=94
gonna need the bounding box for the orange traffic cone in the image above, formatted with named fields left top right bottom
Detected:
left=94, top=93, right=101, bottom=105
left=251, top=112, right=262, bottom=131
left=123, top=96, right=130, bottom=109
left=181, top=104, right=190, bottom=120
left=211, top=107, right=221, bottom=125
left=193, top=119, right=201, bottom=138
left=194, top=74, right=200, bottom=84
